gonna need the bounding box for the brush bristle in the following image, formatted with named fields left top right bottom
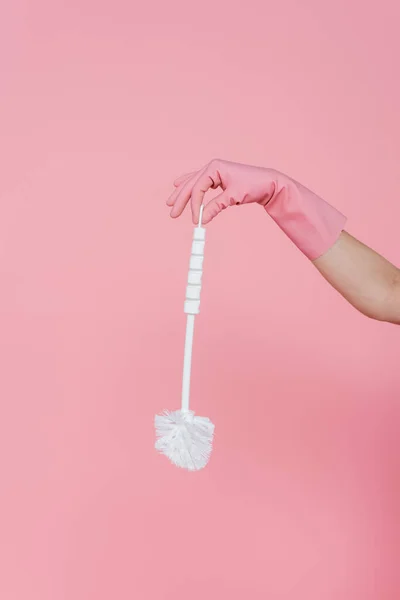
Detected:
left=154, top=409, right=215, bottom=471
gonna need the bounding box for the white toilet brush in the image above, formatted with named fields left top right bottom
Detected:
left=155, top=206, right=215, bottom=471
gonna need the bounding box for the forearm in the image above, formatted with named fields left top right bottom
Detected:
left=169, top=160, right=400, bottom=325
left=313, top=232, right=400, bottom=324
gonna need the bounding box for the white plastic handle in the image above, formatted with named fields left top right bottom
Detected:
left=199, top=204, right=204, bottom=227
left=184, top=205, right=206, bottom=316
left=181, top=206, right=205, bottom=412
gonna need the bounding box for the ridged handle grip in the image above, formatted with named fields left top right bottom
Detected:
left=184, top=225, right=206, bottom=315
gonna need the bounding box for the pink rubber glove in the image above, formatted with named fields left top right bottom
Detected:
left=167, top=159, right=347, bottom=261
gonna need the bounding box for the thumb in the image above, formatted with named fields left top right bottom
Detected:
left=201, top=191, right=234, bottom=224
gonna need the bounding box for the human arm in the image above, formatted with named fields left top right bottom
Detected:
left=168, top=159, right=399, bottom=324
left=313, top=231, right=400, bottom=324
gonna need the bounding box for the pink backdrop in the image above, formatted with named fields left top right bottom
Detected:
left=1, top=1, right=399, bottom=598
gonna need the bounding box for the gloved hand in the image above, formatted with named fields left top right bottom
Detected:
left=167, top=159, right=346, bottom=261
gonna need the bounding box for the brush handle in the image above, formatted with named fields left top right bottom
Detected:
left=181, top=314, right=195, bottom=412
left=181, top=206, right=205, bottom=412
left=184, top=206, right=206, bottom=316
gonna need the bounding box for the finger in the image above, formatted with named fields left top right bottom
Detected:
left=170, top=170, right=205, bottom=219
left=167, top=171, right=198, bottom=206
left=201, top=191, right=231, bottom=224
left=173, top=171, right=196, bottom=187
left=166, top=186, right=181, bottom=206
left=190, top=167, right=223, bottom=224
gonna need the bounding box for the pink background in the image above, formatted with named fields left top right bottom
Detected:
left=1, top=1, right=399, bottom=598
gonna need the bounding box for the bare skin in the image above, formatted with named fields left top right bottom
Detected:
left=169, top=160, right=400, bottom=325
left=313, top=231, right=400, bottom=324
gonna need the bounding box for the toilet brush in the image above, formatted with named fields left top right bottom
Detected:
left=155, top=206, right=215, bottom=471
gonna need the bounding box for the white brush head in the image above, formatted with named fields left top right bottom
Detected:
left=155, top=409, right=215, bottom=471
